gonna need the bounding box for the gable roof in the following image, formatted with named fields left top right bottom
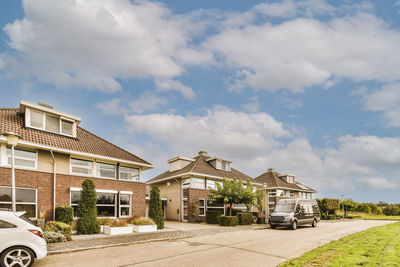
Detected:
left=147, top=154, right=254, bottom=184
left=253, top=169, right=316, bottom=192
left=0, top=108, right=152, bottom=168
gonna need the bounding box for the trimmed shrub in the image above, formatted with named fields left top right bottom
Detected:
left=76, top=179, right=98, bottom=235
left=148, top=186, right=164, bottom=229
left=321, top=213, right=327, bottom=220
left=238, top=212, right=253, bottom=225
left=43, top=221, right=72, bottom=241
left=206, top=210, right=222, bottom=224
left=110, top=220, right=128, bottom=227
left=219, top=216, right=238, bottom=226
left=55, top=205, right=74, bottom=226
left=43, top=231, right=67, bottom=243
left=327, top=214, right=336, bottom=220
left=257, top=216, right=266, bottom=224
left=132, top=217, right=155, bottom=226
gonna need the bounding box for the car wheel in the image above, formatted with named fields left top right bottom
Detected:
left=312, top=219, right=318, bottom=227
left=1, top=246, right=35, bottom=267
left=291, top=221, right=297, bottom=230
left=270, top=225, right=276, bottom=229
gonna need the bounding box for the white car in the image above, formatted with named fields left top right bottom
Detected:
left=0, top=210, right=47, bottom=267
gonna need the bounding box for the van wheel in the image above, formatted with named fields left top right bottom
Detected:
left=270, top=225, right=276, bottom=229
left=312, top=219, right=317, bottom=227
left=291, top=221, right=297, bottom=230
left=1, top=246, right=35, bottom=267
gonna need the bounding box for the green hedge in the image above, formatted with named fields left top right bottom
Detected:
left=238, top=212, right=253, bottom=225
left=206, top=210, right=222, bottom=224
left=327, top=214, right=336, bottom=220
left=43, top=221, right=72, bottom=241
left=219, top=216, right=238, bottom=226
left=55, top=205, right=74, bottom=226
left=257, top=216, right=266, bottom=224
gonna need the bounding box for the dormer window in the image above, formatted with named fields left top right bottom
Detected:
left=207, top=157, right=231, bottom=171
left=21, top=101, right=80, bottom=138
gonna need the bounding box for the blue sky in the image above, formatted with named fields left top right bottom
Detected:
left=1, top=0, right=400, bottom=203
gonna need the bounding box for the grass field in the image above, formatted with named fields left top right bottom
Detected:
left=281, top=222, right=400, bottom=266
left=337, top=211, right=400, bottom=221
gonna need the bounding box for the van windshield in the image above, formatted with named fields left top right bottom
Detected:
left=275, top=203, right=295, bottom=213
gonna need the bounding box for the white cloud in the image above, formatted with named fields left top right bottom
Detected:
left=1, top=0, right=209, bottom=93
left=362, top=83, right=400, bottom=127
left=96, top=98, right=125, bottom=115
left=124, top=107, right=400, bottom=194
left=155, top=78, right=195, bottom=99
left=130, top=92, right=167, bottom=114
left=204, top=13, right=400, bottom=92
left=241, top=96, right=260, bottom=112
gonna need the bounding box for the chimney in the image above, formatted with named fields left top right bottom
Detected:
left=268, top=168, right=274, bottom=172
left=198, top=151, right=208, bottom=156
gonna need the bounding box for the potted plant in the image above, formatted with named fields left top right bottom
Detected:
left=97, top=218, right=113, bottom=233
left=131, top=217, right=157, bottom=233
left=103, top=220, right=133, bottom=235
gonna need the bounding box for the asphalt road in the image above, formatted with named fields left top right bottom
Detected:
left=35, top=220, right=394, bottom=267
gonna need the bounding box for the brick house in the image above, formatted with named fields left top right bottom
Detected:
left=253, top=168, right=316, bottom=215
left=0, top=101, right=153, bottom=220
left=146, top=151, right=260, bottom=222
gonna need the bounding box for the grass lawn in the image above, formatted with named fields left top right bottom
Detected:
left=338, top=212, right=400, bottom=221
left=281, top=222, right=400, bottom=266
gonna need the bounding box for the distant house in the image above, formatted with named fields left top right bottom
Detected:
left=0, top=100, right=153, bottom=220
left=253, top=168, right=316, bottom=214
left=146, top=151, right=260, bottom=222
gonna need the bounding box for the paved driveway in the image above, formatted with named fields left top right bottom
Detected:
left=35, top=220, right=394, bottom=267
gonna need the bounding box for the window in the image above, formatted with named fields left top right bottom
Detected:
left=30, top=109, right=44, bottom=129
left=192, top=178, right=205, bottom=189
left=96, top=163, right=115, bottom=179
left=7, top=148, right=36, bottom=169
left=71, top=158, right=93, bottom=175
left=221, top=161, right=226, bottom=170
left=119, top=194, right=131, bottom=217
left=119, top=166, right=139, bottom=181
left=198, top=199, right=205, bottom=216
left=0, top=220, right=16, bottom=228
left=206, top=180, right=216, bottom=190
left=70, top=191, right=81, bottom=217
left=45, top=114, right=60, bottom=133
left=206, top=199, right=225, bottom=215
left=27, top=108, right=75, bottom=137
left=276, top=189, right=284, bottom=197
left=0, top=187, right=37, bottom=218
left=182, top=179, right=191, bottom=188
left=61, top=120, right=73, bottom=135
left=97, top=193, right=116, bottom=217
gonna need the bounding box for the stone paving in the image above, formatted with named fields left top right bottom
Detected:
left=48, top=224, right=266, bottom=254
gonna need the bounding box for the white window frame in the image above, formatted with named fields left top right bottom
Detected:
left=96, top=162, right=116, bottom=179
left=70, top=189, right=118, bottom=218
left=25, top=108, right=75, bottom=137
left=206, top=179, right=216, bottom=190
left=191, top=178, right=205, bottom=189
left=206, top=199, right=225, bottom=216
left=119, top=166, right=140, bottom=181
left=6, top=147, right=37, bottom=170
left=70, top=158, right=93, bottom=176
left=0, top=186, right=37, bottom=219
left=198, top=198, right=206, bottom=216
left=119, top=193, right=132, bottom=218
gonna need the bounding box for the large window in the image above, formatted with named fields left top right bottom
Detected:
left=0, top=186, right=37, bottom=218
left=206, top=199, right=225, bottom=215
left=206, top=180, right=216, bottom=190
left=70, top=190, right=131, bottom=218
left=119, top=166, right=139, bottom=181
left=71, top=158, right=93, bottom=175
left=119, top=194, right=131, bottom=217
left=96, top=163, right=116, bottom=179
left=27, top=108, right=74, bottom=136
left=191, top=178, right=205, bottom=189
left=7, top=148, right=36, bottom=169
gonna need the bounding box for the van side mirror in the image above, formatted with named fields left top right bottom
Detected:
left=295, top=205, right=301, bottom=213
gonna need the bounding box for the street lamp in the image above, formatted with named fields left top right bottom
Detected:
left=263, top=183, right=268, bottom=223
left=2, top=132, right=21, bottom=212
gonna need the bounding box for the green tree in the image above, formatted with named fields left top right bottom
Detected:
left=148, top=186, right=164, bottom=229
left=208, top=179, right=255, bottom=216
left=255, top=189, right=265, bottom=215
left=76, top=179, right=98, bottom=234
left=341, top=199, right=359, bottom=215
left=383, top=204, right=400, bottom=216
left=322, top=198, right=340, bottom=217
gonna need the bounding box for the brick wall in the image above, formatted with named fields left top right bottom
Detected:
left=187, top=188, right=209, bottom=222
left=0, top=167, right=146, bottom=221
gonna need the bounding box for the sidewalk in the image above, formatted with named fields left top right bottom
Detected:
left=48, top=222, right=267, bottom=255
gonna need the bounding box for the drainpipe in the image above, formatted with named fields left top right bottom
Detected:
left=50, top=150, right=56, bottom=220
left=175, top=178, right=181, bottom=222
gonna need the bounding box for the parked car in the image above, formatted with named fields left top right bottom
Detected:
left=0, top=210, right=47, bottom=267
left=269, top=198, right=320, bottom=230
